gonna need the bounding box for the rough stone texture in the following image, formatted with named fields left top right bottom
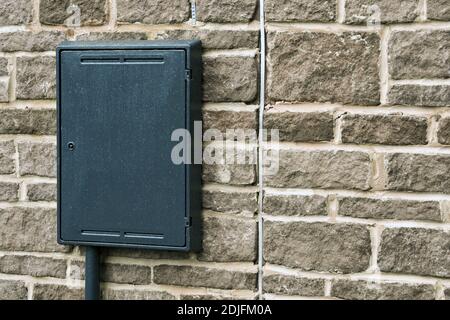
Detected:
left=203, top=55, right=258, bottom=102
left=76, top=32, right=147, bottom=41
left=16, top=56, right=56, bottom=100
left=0, top=31, right=66, bottom=52
left=203, top=164, right=256, bottom=185
left=0, top=280, right=27, bottom=300
left=33, top=284, right=83, bottom=300
left=0, top=58, right=9, bottom=76
left=340, top=114, right=428, bottom=145
left=155, top=30, right=259, bottom=49
left=265, top=0, right=335, bottom=22
left=0, top=78, right=9, bottom=103
left=0, top=207, right=69, bottom=253
left=445, top=288, right=450, bottom=300
left=27, top=183, right=57, bottom=202
left=102, top=263, right=152, bottom=285
left=264, top=111, right=334, bottom=142
left=345, top=0, right=420, bottom=24
left=264, top=221, right=372, bottom=273
left=0, top=109, right=56, bottom=135
left=203, top=109, right=257, bottom=133
left=263, top=193, right=327, bottom=216
left=203, top=189, right=258, bottom=214
left=106, top=248, right=190, bottom=260
left=438, top=117, right=450, bottom=145
left=154, top=265, right=257, bottom=290
left=267, top=31, right=380, bottom=105
left=102, top=289, right=176, bottom=300
left=40, top=0, right=108, bottom=26
left=263, top=274, right=325, bottom=296
left=385, top=153, right=450, bottom=193
left=265, top=150, right=371, bottom=190
left=331, top=280, right=435, bottom=300
left=0, top=255, right=66, bottom=278
left=388, top=85, right=450, bottom=107
left=196, top=0, right=257, bottom=23
left=389, top=31, right=450, bottom=80
left=0, top=182, right=19, bottom=202
left=117, top=0, right=190, bottom=24
left=0, top=140, right=16, bottom=175
left=0, top=0, right=33, bottom=25
left=379, top=228, right=450, bottom=278
left=428, top=0, right=450, bottom=21
left=338, top=197, right=442, bottom=222
left=180, top=293, right=247, bottom=300
left=199, top=215, right=257, bottom=262
left=18, top=142, right=56, bottom=178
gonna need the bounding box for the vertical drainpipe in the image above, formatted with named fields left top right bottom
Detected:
left=257, top=0, right=266, bottom=300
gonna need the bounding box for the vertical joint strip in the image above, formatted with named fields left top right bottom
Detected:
left=257, top=0, right=266, bottom=300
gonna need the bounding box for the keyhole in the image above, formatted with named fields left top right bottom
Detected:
left=67, top=142, right=75, bottom=151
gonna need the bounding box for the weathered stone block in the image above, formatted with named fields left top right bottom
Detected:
left=0, top=0, right=33, bottom=25
left=263, top=193, right=327, bottom=216
left=385, top=153, right=450, bottom=193
left=18, top=142, right=56, bottom=177
left=203, top=189, right=258, bottom=214
left=0, top=140, right=15, bottom=175
left=338, top=197, right=442, bottom=221
left=267, top=31, right=380, bottom=105
left=40, top=0, right=108, bottom=26
left=379, top=227, right=450, bottom=278
left=264, top=221, right=372, bottom=273
left=155, top=30, right=259, bottom=49
left=265, top=150, right=371, bottom=190
left=76, top=32, right=147, bottom=41
left=265, top=0, right=335, bottom=22
left=0, top=182, right=19, bottom=202
left=0, top=78, right=9, bottom=102
left=331, top=279, right=435, bottom=300
left=106, top=248, right=189, bottom=260
left=16, top=56, right=56, bottom=100
left=102, top=263, right=152, bottom=285
left=340, top=114, right=428, bottom=145
left=438, top=117, right=450, bottom=145
left=199, top=215, right=257, bottom=262
left=196, top=0, right=257, bottom=23
left=154, top=265, right=257, bottom=290
left=345, top=0, right=420, bottom=24
left=27, top=183, right=57, bottom=201
left=102, top=289, right=176, bottom=300
left=388, top=85, right=450, bottom=107
left=264, top=111, right=334, bottom=142
left=33, top=284, right=83, bottom=300
left=203, top=55, right=258, bottom=102
left=263, top=273, right=325, bottom=296
left=0, top=58, right=9, bottom=76
left=428, top=0, right=450, bottom=21
left=0, top=109, right=56, bottom=135
left=117, top=0, right=190, bottom=24
left=0, top=280, right=27, bottom=300
left=0, top=207, right=69, bottom=253
left=0, top=31, right=66, bottom=52
left=390, top=31, right=450, bottom=79
left=203, top=108, right=257, bottom=133
left=0, top=255, right=67, bottom=278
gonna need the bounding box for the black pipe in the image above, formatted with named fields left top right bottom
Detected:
left=85, top=246, right=100, bottom=300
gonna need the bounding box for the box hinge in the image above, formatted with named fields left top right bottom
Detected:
left=184, top=217, right=192, bottom=227
left=185, top=69, right=192, bottom=80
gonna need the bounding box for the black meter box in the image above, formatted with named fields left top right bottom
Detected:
left=56, top=41, right=202, bottom=251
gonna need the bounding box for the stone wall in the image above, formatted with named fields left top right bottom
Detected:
left=0, top=0, right=449, bottom=300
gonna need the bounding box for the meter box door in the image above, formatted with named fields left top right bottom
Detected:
left=56, top=41, right=202, bottom=252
